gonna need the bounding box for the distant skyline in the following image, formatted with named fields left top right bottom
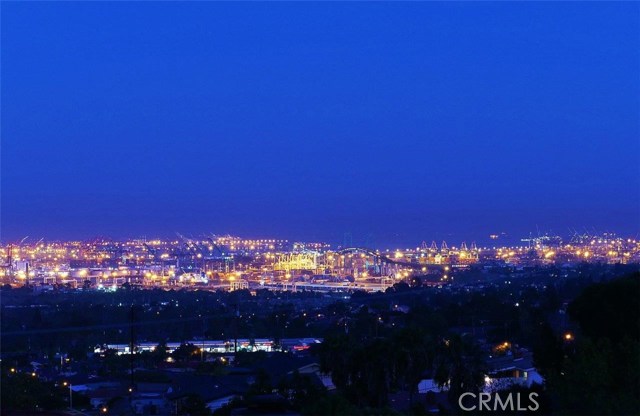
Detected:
left=1, top=228, right=637, bottom=252
left=2, top=2, right=639, bottom=247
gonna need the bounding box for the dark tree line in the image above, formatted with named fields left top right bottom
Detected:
left=535, top=273, right=640, bottom=415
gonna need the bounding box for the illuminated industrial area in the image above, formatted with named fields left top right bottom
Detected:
left=3, top=232, right=638, bottom=293
left=3, top=1, right=639, bottom=414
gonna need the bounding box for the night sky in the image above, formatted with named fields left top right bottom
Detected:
left=2, top=2, right=639, bottom=247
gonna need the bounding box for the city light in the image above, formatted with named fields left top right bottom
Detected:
left=0, top=232, right=637, bottom=292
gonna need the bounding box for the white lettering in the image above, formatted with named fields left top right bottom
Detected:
left=517, top=392, right=527, bottom=411
left=494, top=393, right=514, bottom=411
left=528, top=392, right=540, bottom=411
left=458, top=392, right=476, bottom=411
left=479, top=393, right=492, bottom=411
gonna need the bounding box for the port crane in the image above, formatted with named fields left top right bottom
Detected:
left=206, top=236, right=234, bottom=272
left=3, top=236, right=29, bottom=280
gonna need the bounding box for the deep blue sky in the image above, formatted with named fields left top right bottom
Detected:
left=2, top=2, right=639, bottom=247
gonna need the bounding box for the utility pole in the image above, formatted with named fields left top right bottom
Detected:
left=234, top=305, right=239, bottom=355
left=201, top=318, right=206, bottom=362
left=6, top=244, right=13, bottom=280
left=129, top=305, right=136, bottom=400
left=63, top=382, right=73, bottom=410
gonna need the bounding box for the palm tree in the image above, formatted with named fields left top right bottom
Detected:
left=391, top=328, right=433, bottom=405
left=433, top=334, right=485, bottom=402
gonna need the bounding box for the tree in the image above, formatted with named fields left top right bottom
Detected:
left=391, top=328, right=433, bottom=406
left=301, top=393, right=361, bottom=416
left=151, top=341, right=169, bottom=364
left=547, top=273, right=640, bottom=414
left=278, top=370, right=325, bottom=410
left=180, top=394, right=212, bottom=416
left=532, top=321, right=563, bottom=378
left=317, top=333, right=353, bottom=391
left=433, top=335, right=485, bottom=405
left=172, top=343, right=199, bottom=362
left=1, top=371, right=66, bottom=411
left=247, top=368, right=272, bottom=396
left=567, top=273, right=639, bottom=343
